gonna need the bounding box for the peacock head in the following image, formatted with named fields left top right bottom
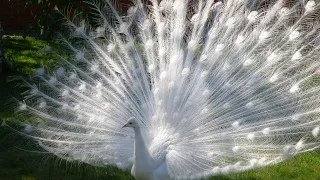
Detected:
left=122, top=117, right=138, bottom=129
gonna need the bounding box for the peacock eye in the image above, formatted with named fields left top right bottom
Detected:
left=129, top=122, right=132, bottom=124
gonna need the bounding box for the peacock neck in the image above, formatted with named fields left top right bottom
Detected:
left=133, top=127, right=152, bottom=163
left=133, top=126, right=154, bottom=179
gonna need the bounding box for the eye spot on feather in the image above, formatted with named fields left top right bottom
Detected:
left=292, top=51, right=302, bottom=61
left=291, top=114, right=300, bottom=121
left=207, top=152, right=214, bottom=157
left=30, top=88, right=39, bottom=95
left=221, top=165, right=232, bottom=175
left=193, top=128, right=200, bottom=133
left=88, top=131, right=94, bottom=136
left=262, top=128, right=271, bottom=135
left=201, top=108, right=209, bottom=114
left=267, top=53, right=277, bottom=62
left=199, top=54, right=207, bottom=63
left=159, top=48, right=166, bottom=58
left=312, top=126, right=320, bottom=137
left=269, top=74, right=278, bottom=83
left=75, top=51, right=84, bottom=60
left=181, top=68, right=190, bottom=76
left=148, top=64, right=155, bottom=72
left=103, top=103, right=110, bottom=109
left=154, top=88, right=159, bottom=95
left=79, top=83, right=86, bottom=91
left=173, top=96, right=179, bottom=103
left=107, top=43, right=116, bottom=53
left=77, top=114, right=83, bottom=120
left=223, top=82, right=231, bottom=88
left=289, top=84, right=300, bottom=93
left=61, top=89, right=69, bottom=97
left=188, top=40, right=197, bottom=50
left=249, top=159, right=258, bottom=168
left=243, top=58, right=253, bottom=66
left=232, top=121, right=240, bottom=128
left=282, top=145, right=296, bottom=159
left=215, top=44, right=225, bottom=52
left=160, top=71, right=167, bottom=79
left=246, top=102, right=254, bottom=108
left=90, top=64, right=99, bottom=72
left=191, top=13, right=200, bottom=24
left=279, top=7, right=289, bottom=16
left=247, top=11, right=258, bottom=22
left=289, top=30, right=300, bottom=41
left=62, top=103, right=69, bottom=110
left=235, top=35, right=245, bottom=44
left=223, top=103, right=231, bottom=108
left=222, top=63, right=230, bottom=71
left=212, top=166, right=221, bottom=174
left=69, top=73, right=76, bottom=80
left=24, top=124, right=32, bottom=133
left=202, top=89, right=210, bottom=96
left=201, top=71, right=208, bottom=78
left=157, top=100, right=163, bottom=106
left=19, top=103, right=27, bottom=111
left=168, top=81, right=175, bottom=89
left=226, top=17, right=235, bottom=27
left=232, top=146, right=239, bottom=153
left=119, top=22, right=129, bottom=34
left=247, top=133, right=255, bottom=140
left=146, top=39, right=153, bottom=49
left=295, top=139, right=304, bottom=151
left=305, top=0, right=316, bottom=12
left=259, top=31, right=270, bottom=40
left=37, top=67, right=45, bottom=75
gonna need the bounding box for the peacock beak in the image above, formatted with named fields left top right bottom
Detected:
left=122, top=124, right=127, bottom=128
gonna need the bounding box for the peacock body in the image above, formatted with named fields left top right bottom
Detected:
left=7, top=0, right=320, bottom=179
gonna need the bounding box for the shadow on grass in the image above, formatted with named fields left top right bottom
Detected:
left=3, top=36, right=68, bottom=74
left=0, top=127, right=134, bottom=180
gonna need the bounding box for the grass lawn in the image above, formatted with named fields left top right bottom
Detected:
left=1, top=36, right=320, bottom=180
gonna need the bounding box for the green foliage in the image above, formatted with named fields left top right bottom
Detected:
left=19, top=0, right=88, bottom=37
left=3, top=36, right=67, bottom=74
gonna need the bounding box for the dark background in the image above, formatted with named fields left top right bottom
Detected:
left=0, top=0, right=132, bottom=30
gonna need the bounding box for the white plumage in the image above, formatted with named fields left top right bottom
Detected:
left=10, top=0, right=320, bottom=179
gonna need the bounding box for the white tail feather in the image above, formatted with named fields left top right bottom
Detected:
left=15, top=0, right=320, bottom=179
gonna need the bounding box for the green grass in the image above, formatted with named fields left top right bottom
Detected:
left=1, top=36, right=320, bottom=180
left=3, top=36, right=67, bottom=74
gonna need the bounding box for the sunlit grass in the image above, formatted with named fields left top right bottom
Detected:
left=3, top=36, right=67, bottom=74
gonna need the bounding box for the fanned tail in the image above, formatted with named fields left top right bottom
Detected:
left=144, top=0, right=320, bottom=179
left=12, top=0, right=155, bottom=170
left=11, top=0, right=320, bottom=179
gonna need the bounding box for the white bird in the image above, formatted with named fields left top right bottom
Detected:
left=8, top=0, right=320, bottom=179
left=122, top=117, right=169, bottom=180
